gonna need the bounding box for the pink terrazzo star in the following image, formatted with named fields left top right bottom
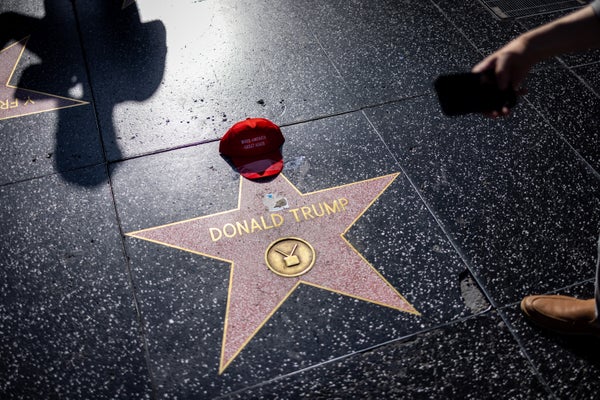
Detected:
left=128, top=173, right=419, bottom=373
left=0, top=38, right=87, bottom=121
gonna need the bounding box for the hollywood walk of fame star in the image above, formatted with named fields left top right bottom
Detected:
left=127, top=173, right=420, bottom=373
left=0, top=37, right=88, bottom=121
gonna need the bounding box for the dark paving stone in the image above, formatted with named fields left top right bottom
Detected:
left=573, top=61, right=600, bottom=96
left=0, top=4, right=103, bottom=186
left=289, top=0, right=482, bottom=105
left=111, top=112, right=479, bottom=397
left=365, top=95, right=600, bottom=307
left=432, top=0, right=524, bottom=56
left=431, top=0, right=568, bottom=73
left=222, top=311, right=549, bottom=400
left=525, top=65, right=600, bottom=174
left=502, top=281, right=600, bottom=400
left=434, top=0, right=563, bottom=72
left=75, top=0, right=354, bottom=161
left=0, top=166, right=152, bottom=399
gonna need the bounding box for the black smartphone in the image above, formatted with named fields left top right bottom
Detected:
left=434, top=71, right=517, bottom=116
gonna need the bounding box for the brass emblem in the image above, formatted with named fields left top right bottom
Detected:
left=265, top=237, right=316, bottom=277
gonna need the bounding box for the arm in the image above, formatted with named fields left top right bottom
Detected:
left=473, top=3, right=600, bottom=93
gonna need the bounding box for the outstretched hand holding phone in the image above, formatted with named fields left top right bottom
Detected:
left=470, top=3, right=600, bottom=117
left=470, top=40, right=532, bottom=117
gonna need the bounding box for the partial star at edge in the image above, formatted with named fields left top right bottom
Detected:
left=0, top=37, right=88, bottom=121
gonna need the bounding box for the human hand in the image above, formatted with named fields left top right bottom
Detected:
left=472, top=37, right=532, bottom=117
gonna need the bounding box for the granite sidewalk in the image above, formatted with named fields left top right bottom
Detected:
left=1, top=0, right=600, bottom=398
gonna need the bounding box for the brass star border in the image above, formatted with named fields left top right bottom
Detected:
left=127, top=173, right=420, bottom=373
left=0, top=37, right=88, bottom=121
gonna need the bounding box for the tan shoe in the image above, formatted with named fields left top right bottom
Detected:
left=520, top=295, right=600, bottom=336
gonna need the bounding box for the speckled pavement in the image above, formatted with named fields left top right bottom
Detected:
left=2, top=0, right=600, bottom=398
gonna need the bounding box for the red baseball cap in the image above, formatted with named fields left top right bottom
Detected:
left=219, top=118, right=285, bottom=180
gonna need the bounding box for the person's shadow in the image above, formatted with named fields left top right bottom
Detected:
left=0, top=0, right=166, bottom=186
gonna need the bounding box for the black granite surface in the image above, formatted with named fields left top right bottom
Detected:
left=221, top=312, right=549, bottom=400
left=433, top=0, right=525, bottom=56
left=0, top=167, right=151, bottom=398
left=525, top=65, right=600, bottom=174
left=2, top=0, right=600, bottom=398
left=293, top=0, right=482, bottom=104
left=76, top=0, right=356, bottom=161
left=364, top=95, right=600, bottom=306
